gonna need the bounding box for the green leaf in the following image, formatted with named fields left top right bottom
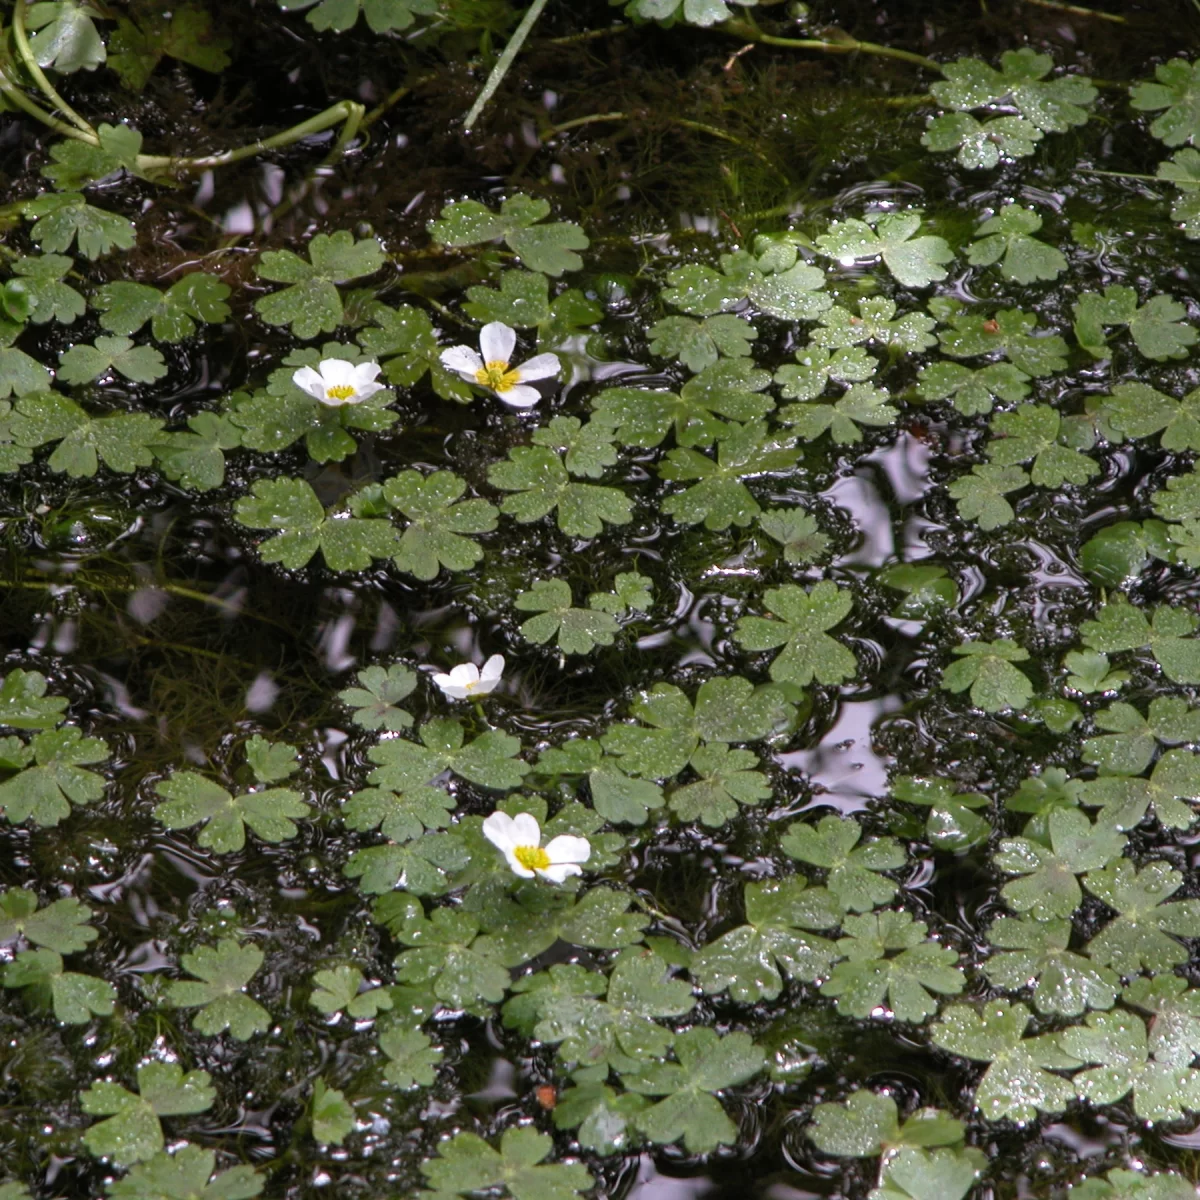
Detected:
left=820, top=910, right=963, bottom=1022
left=531, top=416, right=619, bottom=480
left=279, top=0, right=436, bottom=34
left=1085, top=860, right=1200, bottom=974
left=810, top=1090, right=964, bottom=1157
left=1073, top=749, right=1200, bottom=829
left=661, top=240, right=830, bottom=320
left=342, top=784, right=455, bottom=848
left=0, top=725, right=108, bottom=827
left=429, top=194, right=589, bottom=277
left=7, top=254, right=85, bottom=325
left=811, top=296, right=937, bottom=354
left=693, top=876, right=841, bottom=1002
left=983, top=917, right=1117, bottom=1017
left=461, top=269, right=551, bottom=328
left=588, top=570, right=654, bottom=616
left=357, top=302, right=466, bottom=397
left=966, top=205, right=1066, bottom=282
left=233, top=477, right=399, bottom=571
left=379, top=1026, right=442, bottom=1089
left=154, top=769, right=309, bottom=853
left=82, top=1062, right=215, bottom=1167
left=26, top=0, right=105, bottom=72
left=668, top=742, right=770, bottom=826
left=92, top=274, right=232, bottom=342
left=309, top=966, right=394, bottom=1018
left=108, top=4, right=232, bottom=88
left=941, top=638, right=1033, bottom=711
left=58, top=335, right=167, bottom=385
left=948, top=463, right=1029, bottom=529
left=1088, top=382, right=1200, bottom=452
left=3, top=947, right=115, bottom=1023
left=367, top=718, right=528, bottom=791
left=107, top=1145, right=262, bottom=1200
left=553, top=1083, right=649, bottom=1156
left=311, top=1079, right=355, bottom=1145
left=780, top=382, right=898, bottom=446
left=781, top=814, right=906, bottom=912
left=922, top=111, right=1043, bottom=168
left=930, top=999, right=1080, bottom=1121
left=773, top=343, right=876, bottom=401
left=383, top=470, right=497, bottom=580
left=648, top=314, right=757, bottom=373
left=41, top=123, right=144, bottom=190
left=338, top=664, right=417, bottom=732
left=733, top=580, right=857, bottom=687
left=1062, top=1009, right=1200, bottom=1122
left=1073, top=285, right=1197, bottom=361
left=167, top=939, right=269, bottom=1040
left=995, top=808, right=1126, bottom=919
left=515, top=579, right=621, bottom=656
left=938, top=308, right=1068, bottom=375
left=915, top=360, right=1030, bottom=416
left=815, top=212, right=953, bottom=288
left=1125, top=976, right=1200, bottom=1066
left=988, top=404, right=1098, bottom=488
left=870, top=1146, right=987, bottom=1200
left=591, top=359, right=775, bottom=449
left=1084, top=698, right=1200, bottom=776
left=1064, top=650, right=1130, bottom=696
left=890, top=775, right=989, bottom=852
left=756, top=508, right=830, bottom=564
left=0, top=889, right=96, bottom=953
left=421, top=1126, right=594, bottom=1199
left=11, top=392, right=163, bottom=477
left=1068, top=1167, right=1200, bottom=1200
left=622, top=1027, right=763, bottom=1153
left=343, top=832, right=467, bottom=896
left=932, top=48, right=1096, bottom=130
left=1081, top=597, right=1200, bottom=684
left=0, top=668, right=68, bottom=730
left=254, top=231, right=385, bottom=338
left=487, top=445, right=631, bottom=538
left=151, top=412, right=241, bottom=492
left=1131, top=58, right=1200, bottom=146
left=391, top=907, right=509, bottom=1009
left=22, top=192, right=135, bottom=260
left=527, top=948, right=692, bottom=1072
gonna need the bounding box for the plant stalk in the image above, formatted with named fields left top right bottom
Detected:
left=718, top=18, right=942, bottom=72
left=463, top=0, right=550, bottom=130
left=11, top=0, right=98, bottom=137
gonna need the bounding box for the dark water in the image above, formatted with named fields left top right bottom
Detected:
left=2, top=0, right=1200, bottom=1196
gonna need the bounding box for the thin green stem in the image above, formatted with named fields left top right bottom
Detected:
left=463, top=0, right=550, bottom=130
left=135, top=101, right=365, bottom=173
left=0, top=58, right=97, bottom=142
left=1019, top=0, right=1125, bottom=19
left=544, top=24, right=626, bottom=45
left=718, top=18, right=942, bottom=73
left=543, top=111, right=626, bottom=139
left=11, top=0, right=97, bottom=136
left=1079, top=167, right=1162, bottom=182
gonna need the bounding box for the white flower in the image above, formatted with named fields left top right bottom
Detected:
left=293, top=358, right=386, bottom=407
left=439, top=321, right=560, bottom=409
left=482, top=811, right=591, bottom=883
left=432, top=654, right=505, bottom=700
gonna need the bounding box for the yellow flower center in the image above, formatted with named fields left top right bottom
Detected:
left=325, top=384, right=357, bottom=401
left=514, top=844, right=551, bottom=872
left=476, top=360, right=521, bottom=393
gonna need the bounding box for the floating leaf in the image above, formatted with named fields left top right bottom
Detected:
left=515, top=579, right=621, bottom=656
left=309, top=966, right=393, bottom=1018
left=1085, top=860, right=1200, bottom=975
left=1131, top=58, right=1200, bottom=147
left=421, top=1126, right=594, bottom=1200
left=815, top=212, right=953, bottom=288
left=648, top=314, right=757, bottom=373
left=781, top=814, right=906, bottom=912
left=92, top=274, right=231, bottom=342
left=1074, top=285, right=1197, bottom=362
left=915, top=360, right=1030, bottom=416
left=311, top=1079, right=354, bottom=1145
left=166, top=939, right=269, bottom=1040
left=939, top=308, right=1068, bottom=376
left=941, top=638, right=1033, bottom=712
left=870, top=1146, right=987, bottom=1200
left=733, top=580, right=857, bottom=687
left=379, top=1026, right=442, bottom=1089
left=809, top=1089, right=965, bottom=1158
left=0, top=890, right=96, bottom=954
left=107, top=1145, right=262, bottom=1200
left=0, top=725, right=108, bottom=827
left=278, top=0, right=437, bottom=34
left=988, top=404, right=1098, bottom=488
left=10, top=392, right=164, bottom=477
left=366, top=718, right=528, bottom=792
left=966, top=205, right=1066, bottom=282
left=811, top=296, right=937, bottom=354
left=429, top=194, right=588, bottom=276
left=21, top=192, right=135, bottom=260
left=3, top=947, right=115, bottom=1023
left=383, top=470, right=497, bottom=580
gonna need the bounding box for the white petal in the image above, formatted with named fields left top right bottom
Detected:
left=514, top=352, right=560, bottom=383
left=346, top=380, right=387, bottom=404
left=292, top=366, right=326, bottom=400
left=504, top=849, right=536, bottom=878
left=432, top=673, right=469, bottom=699
left=479, top=321, right=516, bottom=365
left=538, top=862, right=584, bottom=883
left=544, top=835, right=592, bottom=866
left=482, top=811, right=519, bottom=852
left=447, top=663, right=481, bottom=686
left=509, top=812, right=542, bottom=847
left=479, top=654, right=505, bottom=684
left=496, top=383, right=541, bottom=408
left=440, top=345, right=483, bottom=379
left=352, top=361, right=383, bottom=386
left=317, top=358, right=357, bottom=387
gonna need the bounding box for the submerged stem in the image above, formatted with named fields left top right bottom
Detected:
left=1018, top=0, right=1126, bottom=19
left=463, top=0, right=551, bottom=130
left=11, top=0, right=97, bottom=137
left=717, top=19, right=943, bottom=73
